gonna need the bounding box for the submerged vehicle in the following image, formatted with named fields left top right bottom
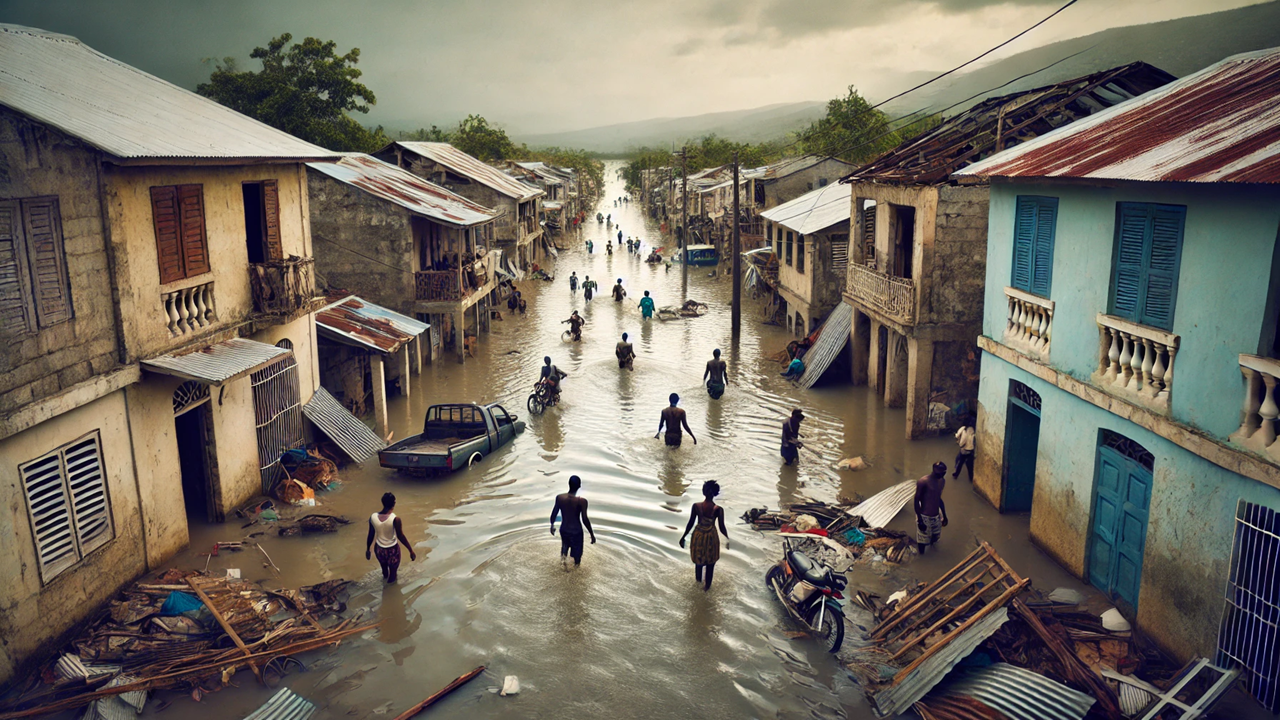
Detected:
left=766, top=538, right=848, bottom=652
left=379, top=403, right=524, bottom=474
left=684, top=244, right=718, bottom=266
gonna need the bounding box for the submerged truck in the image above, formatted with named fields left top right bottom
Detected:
left=379, top=403, right=524, bottom=474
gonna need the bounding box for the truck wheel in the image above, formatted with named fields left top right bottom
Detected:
left=468, top=452, right=483, bottom=468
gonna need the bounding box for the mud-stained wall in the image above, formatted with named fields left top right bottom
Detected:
left=124, top=376, right=190, bottom=565
left=928, top=185, right=989, bottom=327
left=0, top=391, right=142, bottom=685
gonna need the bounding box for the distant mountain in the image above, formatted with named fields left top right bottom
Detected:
left=515, top=101, right=827, bottom=154
left=882, top=1, right=1280, bottom=117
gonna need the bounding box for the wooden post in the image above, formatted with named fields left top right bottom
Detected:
left=393, top=666, right=487, bottom=720
left=186, top=578, right=263, bottom=683
left=732, top=151, right=741, bottom=339
left=680, top=150, right=688, bottom=287
left=371, top=353, right=389, bottom=438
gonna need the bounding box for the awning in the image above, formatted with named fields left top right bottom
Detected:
left=798, top=302, right=853, bottom=389
left=142, top=338, right=290, bottom=386
left=316, top=295, right=428, bottom=354
left=302, top=387, right=386, bottom=463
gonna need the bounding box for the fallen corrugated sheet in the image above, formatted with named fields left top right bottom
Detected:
left=387, top=142, right=542, bottom=200
left=848, top=479, right=914, bottom=529
left=303, top=387, right=386, bottom=463
left=142, top=338, right=290, bottom=386
left=316, top=295, right=428, bottom=354
left=0, top=25, right=336, bottom=161
left=798, top=302, right=853, bottom=389
left=920, top=663, right=1095, bottom=720
left=308, top=155, right=497, bottom=227
left=957, top=48, right=1280, bottom=184
left=760, top=182, right=852, bottom=236
left=242, top=687, right=316, bottom=720
left=81, top=675, right=147, bottom=720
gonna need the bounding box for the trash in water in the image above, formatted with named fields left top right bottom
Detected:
left=500, top=675, right=520, bottom=696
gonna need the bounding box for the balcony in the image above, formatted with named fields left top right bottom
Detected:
left=845, top=264, right=916, bottom=326
left=162, top=281, right=216, bottom=337
left=415, top=254, right=491, bottom=304
left=1003, top=287, right=1054, bottom=359
left=249, top=257, right=316, bottom=317
left=1093, top=314, right=1179, bottom=412
left=1230, top=355, right=1280, bottom=465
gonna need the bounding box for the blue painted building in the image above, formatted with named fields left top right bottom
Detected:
left=955, top=47, right=1280, bottom=681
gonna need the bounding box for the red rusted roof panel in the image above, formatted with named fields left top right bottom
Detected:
left=308, top=154, right=498, bottom=227
left=316, top=295, right=428, bottom=354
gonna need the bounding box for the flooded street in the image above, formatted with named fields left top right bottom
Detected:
left=167, top=163, right=1080, bottom=720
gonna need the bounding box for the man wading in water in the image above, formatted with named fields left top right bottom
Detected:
left=550, top=475, right=596, bottom=568
left=616, top=332, right=635, bottom=370
left=655, top=392, right=697, bottom=447
left=366, top=493, right=416, bottom=583
left=703, top=348, right=728, bottom=399
left=915, top=462, right=949, bottom=554
left=612, top=278, right=627, bottom=302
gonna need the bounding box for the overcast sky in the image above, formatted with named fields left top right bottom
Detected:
left=0, top=0, right=1266, bottom=134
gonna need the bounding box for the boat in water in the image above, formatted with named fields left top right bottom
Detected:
left=684, top=244, right=718, bottom=266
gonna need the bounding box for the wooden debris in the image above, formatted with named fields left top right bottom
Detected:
left=393, top=666, right=486, bottom=720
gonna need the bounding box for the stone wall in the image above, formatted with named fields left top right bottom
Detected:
left=762, top=159, right=855, bottom=209
left=402, top=158, right=517, bottom=242
left=927, top=185, right=989, bottom=327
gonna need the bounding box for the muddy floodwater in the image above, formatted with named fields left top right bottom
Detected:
left=156, top=162, right=1086, bottom=720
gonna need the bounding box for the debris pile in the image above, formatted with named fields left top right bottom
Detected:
left=744, top=481, right=918, bottom=566
left=274, top=448, right=342, bottom=505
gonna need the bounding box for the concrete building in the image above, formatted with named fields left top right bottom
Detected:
left=375, top=142, right=545, bottom=268
left=760, top=182, right=852, bottom=336
left=0, top=25, right=341, bottom=683
left=954, top=48, right=1280, bottom=679
left=750, top=156, right=855, bottom=211
left=307, top=154, right=500, bottom=365
left=841, top=63, right=1174, bottom=439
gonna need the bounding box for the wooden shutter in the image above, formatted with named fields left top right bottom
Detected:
left=20, top=449, right=78, bottom=583
left=0, top=199, right=35, bottom=334
left=1111, top=203, right=1147, bottom=321
left=1011, top=198, right=1036, bottom=292
left=151, top=186, right=185, bottom=284
left=177, top=185, right=210, bottom=277
left=797, top=234, right=805, bottom=273
left=1030, top=198, right=1057, bottom=297
left=64, top=434, right=112, bottom=555
left=22, top=198, right=72, bottom=326
left=1140, top=205, right=1184, bottom=331
left=262, top=179, right=283, bottom=261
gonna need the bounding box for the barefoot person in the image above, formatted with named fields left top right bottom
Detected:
left=655, top=392, right=697, bottom=447
left=550, top=475, right=596, bottom=567
left=612, top=278, right=627, bottom=302
left=366, top=493, right=416, bottom=584
left=616, top=332, right=635, bottom=370
left=781, top=408, right=804, bottom=465
left=704, top=348, right=728, bottom=399
left=915, top=462, right=949, bottom=554
left=679, top=481, right=730, bottom=590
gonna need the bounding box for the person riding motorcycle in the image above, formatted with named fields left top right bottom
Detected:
left=538, top=356, right=567, bottom=403
left=561, top=311, right=585, bottom=342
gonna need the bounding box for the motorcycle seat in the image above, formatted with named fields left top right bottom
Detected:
left=787, top=550, right=831, bottom=586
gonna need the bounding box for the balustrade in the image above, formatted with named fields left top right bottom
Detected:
left=1003, top=287, right=1053, bottom=357
left=415, top=270, right=461, bottom=302
left=162, top=281, right=216, bottom=337
left=249, top=257, right=316, bottom=316
left=1094, top=314, right=1178, bottom=409
left=845, top=264, right=916, bottom=325
left=1230, top=355, right=1280, bottom=465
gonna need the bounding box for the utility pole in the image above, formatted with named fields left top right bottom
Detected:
left=680, top=149, right=689, bottom=285
left=731, top=151, right=741, bottom=338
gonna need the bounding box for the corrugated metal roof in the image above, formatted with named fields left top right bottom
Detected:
left=848, top=62, right=1175, bottom=185
left=762, top=155, right=854, bottom=180
left=390, top=142, right=543, bottom=200
left=797, top=301, right=853, bottom=389
left=0, top=25, right=337, bottom=162
left=928, top=663, right=1095, bottom=720
left=308, top=155, right=497, bottom=228
left=848, top=479, right=915, bottom=528
left=513, top=161, right=565, bottom=185
left=317, top=295, right=429, bottom=354
left=303, top=387, right=386, bottom=462
left=243, top=687, right=316, bottom=720
left=956, top=49, right=1280, bottom=184
left=142, top=338, right=290, bottom=385
left=761, top=183, right=852, bottom=235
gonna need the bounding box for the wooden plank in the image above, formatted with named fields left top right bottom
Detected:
left=884, top=566, right=1007, bottom=647
left=185, top=577, right=262, bottom=683
left=891, top=577, right=1030, bottom=685
left=888, top=570, right=1014, bottom=660
left=870, top=544, right=992, bottom=640
left=393, top=666, right=486, bottom=720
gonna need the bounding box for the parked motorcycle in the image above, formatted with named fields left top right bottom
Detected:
left=765, top=539, right=847, bottom=652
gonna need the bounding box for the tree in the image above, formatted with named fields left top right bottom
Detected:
left=197, top=33, right=389, bottom=153
left=400, top=125, right=453, bottom=142
left=451, top=115, right=517, bottom=162
left=797, top=86, right=905, bottom=164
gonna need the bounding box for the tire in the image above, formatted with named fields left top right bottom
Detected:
left=527, top=393, right=545, bottom=415
left=468, top=452, right=483, bottom=467
left=561, top=331, right=573, bottom=343
left=765, top=565, right=784, bottom=591
left=807, top=601, right=845, bottom=653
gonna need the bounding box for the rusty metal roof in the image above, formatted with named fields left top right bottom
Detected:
left=317, top=295, right=428, bottom=354
left=920, top=663, right=1096, bottom=720
left=844, top=62, right=1175, bottom=185
left=388, top=142, right=543, bottom=201
left=308, top=155, right=497, bottom=228
left=957, top=48, right=1280, bottom=184
left=142, top=338, right=290, bottom=385
left=0, top=25, right=337, bottom=163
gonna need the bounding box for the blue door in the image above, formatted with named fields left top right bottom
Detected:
left=1088, top=434, right=1153, bottom=612
left=1002, top=381, right=1041, bottom=512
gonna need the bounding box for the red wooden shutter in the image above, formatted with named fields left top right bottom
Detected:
left=262, top=179, right=283, bottom=261
left=177, top=185, right=210, bottom=277
left=22, top=197, right=72, bottom=326
left=150, top=186, right=184, bottom=284
left=0, top=199, right=35, bottom=333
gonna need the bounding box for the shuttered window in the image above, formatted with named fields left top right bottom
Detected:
left=797, top=234, right=806, bottom=273
left=262, top=179, right=283, bottom=261
left=151, top=184, right=210, bottom=284
left=0, top=196, right=72, bottom=334
left=19, top=431, right=113, bottom=584
left=1110, top=202, right=1185, bottom=331
left=1010, top=196, right=1057, bottom=297
left=786, top=230, right=794, bottom=266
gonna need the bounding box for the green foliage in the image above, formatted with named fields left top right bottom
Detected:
left=518, top=146, right=605, bottom=200
left=197, top=33, right=389, bottom=153
left=450, top=115, right=518, bottom=162
left=621, top=134, right=790, bottom=189
left=399, top=125, right=453, bottom=142
left=797, top=86, right=921, bottom=164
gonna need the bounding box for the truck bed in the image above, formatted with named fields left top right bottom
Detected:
left=389, top=436, right=463, bottom=455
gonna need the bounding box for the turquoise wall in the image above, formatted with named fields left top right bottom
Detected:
left=984, top=180, right=1280, bottom=439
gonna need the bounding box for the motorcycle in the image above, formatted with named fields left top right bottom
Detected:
left=527, top=380, right=560, bottom=415
left=765, top=538, right=847, bottom=652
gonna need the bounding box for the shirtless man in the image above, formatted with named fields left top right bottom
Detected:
left=612, top=278, right=627, bottom=302
left=550, top=475, right=596, bottom=567
left=914, top=462, right=949, bottom=553
left=703, top=349, right=728, bottom=399
left=655, top=393, right=697, bottom=447
left=616, top=332, right=635, bottom=370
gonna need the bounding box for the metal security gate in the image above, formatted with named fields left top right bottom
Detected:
left=251, top=353, right=304, bottom=493
left=1218, top=500, right=1280, bottom=710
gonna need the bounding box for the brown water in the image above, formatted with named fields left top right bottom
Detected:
left=159, top=163, right=1091, bottom=720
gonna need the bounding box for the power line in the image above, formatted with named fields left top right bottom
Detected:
left=314, top=234, right=416, bottom=277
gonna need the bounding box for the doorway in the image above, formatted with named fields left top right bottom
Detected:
left=892, top=205, right=916, bottom=279
left=1088, top=430, right=1154, bottom=613
left=1002, top=380, right=1041, bottom=512
left=174, top=381, right=218, bottom=522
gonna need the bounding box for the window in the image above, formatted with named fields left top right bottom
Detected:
left=862, top=201, right=877, bottom=268
left=151, top=184, right=211, bottom=284
left=1011, top=196, right=1057, bottom=297
left=0, top=197, right=72, bottom=334
left=797, top=235, right=806, bottom=273
left=242, top=180, right=283, bottom=264
left=818, top=178, right=829, bottom=188
left=1109, top=202, right=1186, bottom=331
left=786, top=230, right=794, bottom=266
left=19, top=431, right=113, bottom=584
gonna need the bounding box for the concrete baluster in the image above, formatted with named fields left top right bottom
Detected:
left=1238, top=366, right=1262, bottom=439
left=1150, top=344, right=1167, bottom=396
left=1259, top=374, right=1279, bottom=448
left=165, top=292, right=180, bottom=336
left=1106, top=327, right=1121, bottom=378
left=194, top=286, right=209, bottom=327
left=1140, top=338, right=1156, bottom=395
left=1116, top=332, right=1133, bottom=388
left=1006, top=296, right=1018, bottom=337
left=1162, top=346, right=1175, bottom=399
left=1041, top=308, right=1053, bottom=351
left=175, top=289, right=191, bottom=334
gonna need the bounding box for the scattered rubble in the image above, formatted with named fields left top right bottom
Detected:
left=744, top=488, right=918, bottom=567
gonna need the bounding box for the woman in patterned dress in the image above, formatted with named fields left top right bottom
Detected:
left=679, top=481, right=730, bottom=590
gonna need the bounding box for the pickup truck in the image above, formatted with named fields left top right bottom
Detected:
left=379, top=403, right=525, bottom=474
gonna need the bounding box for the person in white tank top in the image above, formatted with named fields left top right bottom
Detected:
left=366, top=492, right=416, bottom=583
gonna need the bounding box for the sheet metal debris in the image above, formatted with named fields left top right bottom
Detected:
left=848, top=479, right=914, bottom=529
left=918, top=662, right=1095, bottom=720
left=302, top=387, right=386, bottom=463
left=797, top=302, right=853, bottom=389
left=242, top=687, right=316, bottom=720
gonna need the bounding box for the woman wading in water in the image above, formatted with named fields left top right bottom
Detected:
left=679, top=481, right=730, bottom=590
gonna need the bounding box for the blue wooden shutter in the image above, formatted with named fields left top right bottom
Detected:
left=1030, top=198, right=1057, bottom=296
left=1111, top=203, right=1148, bottom=321
left=1140, top=205, right=1184, bottom=331
left=1011, top=198, right=1036, bottom=291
